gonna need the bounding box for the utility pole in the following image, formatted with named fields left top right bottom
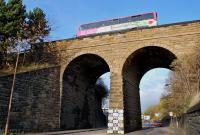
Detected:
left=4, top=52, right=20, bottom=135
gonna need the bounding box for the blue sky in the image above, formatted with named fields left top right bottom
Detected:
left=24, top=0, right=200, bottom=40
left=23, top=0, right=199, bottom=112
left=139, top=68, right=171, bottom=112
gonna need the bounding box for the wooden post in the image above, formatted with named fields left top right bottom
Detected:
left=4, top=52, right=20, bottom=135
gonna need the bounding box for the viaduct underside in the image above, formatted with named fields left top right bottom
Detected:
left=0, top=20, right=200, bottom=134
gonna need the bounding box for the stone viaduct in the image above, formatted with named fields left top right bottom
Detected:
left=0, top=20, right=200, bottom=134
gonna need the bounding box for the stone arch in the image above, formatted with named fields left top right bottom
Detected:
left=60, top=51, right=111, bottom=78
left=122, top=46, right=176, bottom=133
left=60, top=53, right=110, bottom=130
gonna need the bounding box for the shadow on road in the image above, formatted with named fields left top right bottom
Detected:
left=25, top=128, right=106, bottom=135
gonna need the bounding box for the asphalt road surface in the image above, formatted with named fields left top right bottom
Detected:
left=126, top=127, right=185, bottom=135
left=25, top=127, right=185, bottom=135
left=67, top=127, right=185, bottom=135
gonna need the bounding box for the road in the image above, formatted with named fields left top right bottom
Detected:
left=67, top=127, right=185, bottom=135
left=25, top=127, right=185, bottom=135
left=126, top=127, right=185, bottom=135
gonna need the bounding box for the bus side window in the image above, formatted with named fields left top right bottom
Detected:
left=112, top=19, right=119, bottom=25
left=130, top=16, right=138, bottom=22
left=80, top=25, right=85, bottom=30
left=119, top=17, right=130, bottom=23
left=94, top=21, right=104, bottom=28
left=137, top=15, right=143, bottom=21
left=103, top=20, right=112, bottom=26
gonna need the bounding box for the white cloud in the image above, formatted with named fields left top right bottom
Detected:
left=140, top=68, right=172, bottom=112
left=97, top=72, right=110, bottom=91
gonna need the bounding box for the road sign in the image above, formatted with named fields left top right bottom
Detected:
left=169, top=112, right=173, bottom=117
left=144, top=115, right=150, bottom=120
left=155, top=113, right=160, bottom=117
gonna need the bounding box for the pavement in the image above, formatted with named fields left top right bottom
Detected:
left=24, top=127, right=185, bottom=135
